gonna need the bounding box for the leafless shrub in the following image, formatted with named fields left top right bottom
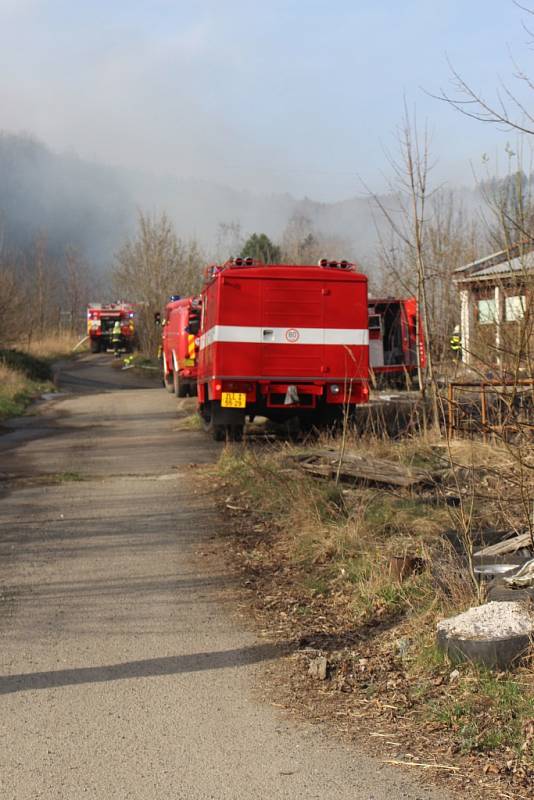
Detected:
left=281, top=213, right=349, bottom=265
left=0, top=266, right=25, bottom=344
left=114, top=210, right=205, bottom=354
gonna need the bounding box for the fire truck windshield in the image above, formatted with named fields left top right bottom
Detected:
left=101, top=318, right=119, bottom=333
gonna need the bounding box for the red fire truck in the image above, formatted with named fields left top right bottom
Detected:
left=368, top=297, right=425, bottom=387
left=161, top=296, right=201, bottom=397
left=87, top=302, right=136, bottom=353
left=197, top=258, right=369, bottom=440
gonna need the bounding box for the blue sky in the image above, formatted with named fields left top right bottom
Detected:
left=0, top=0, right=532, bottom=200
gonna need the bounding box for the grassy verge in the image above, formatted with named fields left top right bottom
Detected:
left=0, top=334, right=81, bottom=421
left=0, top=354, right=52, bottom=420
left=112, top=352, right=161, bottom=379
left=23, top=332, right=84, bottom=360
left=215, top=435, right=534, bottom=798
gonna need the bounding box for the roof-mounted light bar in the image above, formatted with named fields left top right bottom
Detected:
left=318, top=258, right=356, bottom=271
left=228, top=256, right=256, bottom=267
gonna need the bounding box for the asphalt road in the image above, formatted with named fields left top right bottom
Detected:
left=0, top=355, right=444, bottom=799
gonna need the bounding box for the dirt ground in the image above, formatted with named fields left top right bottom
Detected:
left=0, top=354, right=444, bottom=800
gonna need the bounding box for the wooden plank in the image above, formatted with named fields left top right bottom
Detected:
left=474, top=532, right=532, bottom=557
left=298, top=458, right=424, bottom=487
left=300, top=463, right=334, bottom=478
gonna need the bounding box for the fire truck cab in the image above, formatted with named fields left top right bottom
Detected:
left=368, top=297, right=424, bottom=387
left=197, top=258, right=369, bottom=440
left=87, top=303, right=136, bottom=353
left=161, top=295, right=201, bottom=397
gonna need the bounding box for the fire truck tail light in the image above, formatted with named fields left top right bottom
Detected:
left=215, top=383, right=222, bottom=391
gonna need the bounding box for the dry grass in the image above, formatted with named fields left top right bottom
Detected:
left=23, top=332, right=82, bottom=360
left=0, top=348, right=56, bottom=419
left=0, top=332, right=83, bottom=420
left=218, top=439, right=474, bottom=625
left=215, top=432, right=534, bottom=793
left=0, top=363, right=27, bottom=398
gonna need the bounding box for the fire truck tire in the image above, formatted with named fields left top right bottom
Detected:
left=90, top=339, right=100, bottom=354
left=201, top=403, right=223, bottom=440
left=230, top=425, right=243, bottom=442
left=201, top=403, right=243, bottom=441
left=201, top=402, right=244, bottom=441
left=164, top=372, right=175, bottom=393
left=206, top=421, right=226, bottom=441
left=216, top=427, right=227, bottom=441
left=174, top=374, right=188, bottom=398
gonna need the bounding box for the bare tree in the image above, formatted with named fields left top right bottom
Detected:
left=426, top=190, right=480, bottom=359
left=369, top=104, right=440, bottom=429
left=0, top=266, right=25, bottom=346
left=114, top=211, right=204, bottom=354
left=63, top=247, right=91, bottom=333
left=376, top=189, right=480, bottom=362
left=281, top=213, right=350, bottom=265
left=436, top=5, right=534, bottom=136
left=474, top=142, right=534, bottom=251
left=21, top=234, right=61, bottom=344
left=215, top=221, right=243, bottom=262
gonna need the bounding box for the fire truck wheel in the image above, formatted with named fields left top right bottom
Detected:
left=214, top=426, right=227, bottom=441
left=90, top=339, right=100, bottom=354
left=229, top=425, right=243, bottom=442
left=201, top=403, right=225, bottom=441
left=205, top=420, right=226, bottom=441
left=172, top=371, right=189, bottom=397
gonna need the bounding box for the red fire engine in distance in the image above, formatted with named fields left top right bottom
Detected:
left=368, top=297, right=426, bottom=387
left=196, top=258, right=370, bottom=440
left=87, top=302, right=136, bottom=353
left=161, top=296, right=201, bottom=397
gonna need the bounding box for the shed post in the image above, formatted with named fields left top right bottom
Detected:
left=494, top=285, right=502, bottom=367
left=460, top=287, right=473, bottom=365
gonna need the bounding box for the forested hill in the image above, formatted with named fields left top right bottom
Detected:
left=0, top=131, right=505, bottom=272
left=0, top=133, right=135, bottom=267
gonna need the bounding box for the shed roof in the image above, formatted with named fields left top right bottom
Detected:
left=455, top=243, right=534, bottom=284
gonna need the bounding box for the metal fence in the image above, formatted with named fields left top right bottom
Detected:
left=446, top=379, right=534, bottom=442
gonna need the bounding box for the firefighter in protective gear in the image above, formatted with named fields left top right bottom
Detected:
left=111, top=320, right=122, bottom=354
left=450, top=326, right=462, bottom=359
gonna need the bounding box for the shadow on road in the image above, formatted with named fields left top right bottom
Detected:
left=0, top=642, right=285, bottom=695
left=0, top=623, right=379, bottom=696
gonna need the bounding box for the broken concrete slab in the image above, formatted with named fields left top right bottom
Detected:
left=436, top=601, right=534, bottom=669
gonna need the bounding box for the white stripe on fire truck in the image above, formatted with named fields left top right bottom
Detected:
left=199, top=325, right=369, bottom=349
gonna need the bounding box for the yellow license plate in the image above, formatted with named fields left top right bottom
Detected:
left=221, top=392, right=247, bottom=408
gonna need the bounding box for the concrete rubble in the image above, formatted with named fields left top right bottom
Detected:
left=437, top=601, right=534, bottom=669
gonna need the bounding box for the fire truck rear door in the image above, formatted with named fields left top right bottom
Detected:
left=322, top=278, right=368, bottom=378
left=260, top=278, right=324, bottom=378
